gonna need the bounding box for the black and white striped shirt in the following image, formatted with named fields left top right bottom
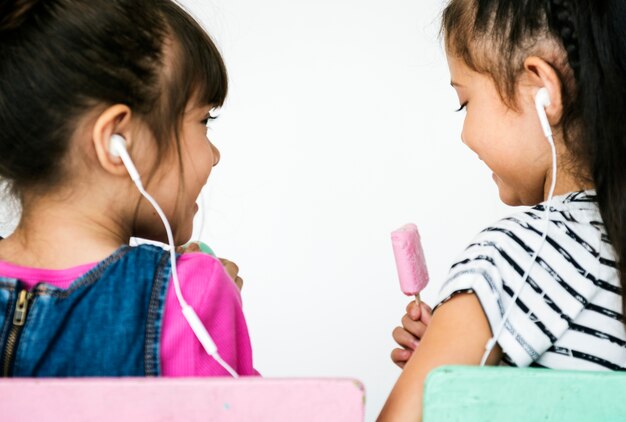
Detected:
left=437, top=190, right=626, bottom=370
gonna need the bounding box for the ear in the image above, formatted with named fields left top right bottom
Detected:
left=92, top=105, right=134, bottom=176
left=522, top=57, right=564, bottom=126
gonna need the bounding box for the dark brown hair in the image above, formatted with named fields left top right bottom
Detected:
left=442, top=0, right=626, bottom=320
left=0, top=0, right=227, bottom=197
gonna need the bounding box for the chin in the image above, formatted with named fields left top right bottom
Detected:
left=498, top=187, right=545, bottom=207
left=174, top=225, right=194, bottom=246
left=497, top=187, right=524, bottom=207
left=135, top=227, right=191, bottom=248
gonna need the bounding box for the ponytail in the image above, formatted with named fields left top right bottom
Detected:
left=549, top=0, right=626, bottom=317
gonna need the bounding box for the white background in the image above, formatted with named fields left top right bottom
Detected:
left=181, top=0, right=513, bottom=419
left=0, top=1, right=515, bottom=420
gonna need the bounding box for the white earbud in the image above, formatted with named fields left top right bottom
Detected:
left=534, top=88, right=552, bottom=138
left=108, top=133, right=127, bottom=156
left=109, top=134, right=142, bottom=184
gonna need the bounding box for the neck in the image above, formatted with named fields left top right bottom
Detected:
left=0, top=192, right=136, bottom=269
left=542, top=142, right=593, bottom=201
left=543, top=171, right=592, bottom=201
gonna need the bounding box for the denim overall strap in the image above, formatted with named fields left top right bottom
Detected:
left=0, top=244, right=171, bottom=377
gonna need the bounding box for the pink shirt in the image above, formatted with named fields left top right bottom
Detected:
left=0, top=252, right=258, bottom=377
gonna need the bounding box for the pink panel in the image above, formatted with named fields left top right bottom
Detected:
left=0, top=378, right=365, bottom=422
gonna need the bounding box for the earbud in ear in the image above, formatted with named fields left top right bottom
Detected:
left=109, top=134, right=142, bottom=183
left=535, top=88, right=552, bottom=138
left=109, top=134, right=128, bottom=157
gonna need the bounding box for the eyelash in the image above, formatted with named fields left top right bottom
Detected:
left=202, top=114, right=218, bottom=125
left=455, top=102, right=468, bottom=112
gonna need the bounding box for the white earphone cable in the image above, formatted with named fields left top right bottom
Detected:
left=106, top=134, right=240, bottom=378
left=480, top=93, right=557, bottom=366
left=135, top=181, right=238, bottom=377
left=196, top=189, right=206, bottom=242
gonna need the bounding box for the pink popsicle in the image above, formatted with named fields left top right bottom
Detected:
left=391, top=223, right=429, bottom=304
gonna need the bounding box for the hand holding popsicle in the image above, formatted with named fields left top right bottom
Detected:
left=391, top=300, right=433, bottom=368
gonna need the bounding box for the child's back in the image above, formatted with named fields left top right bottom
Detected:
left=0, top=245, right=256, bottom=376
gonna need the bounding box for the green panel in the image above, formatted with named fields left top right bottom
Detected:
left=423, top=366, right=626, bottom=422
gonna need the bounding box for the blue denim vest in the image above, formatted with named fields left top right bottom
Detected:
left=0, top=244, right=171, bottom=377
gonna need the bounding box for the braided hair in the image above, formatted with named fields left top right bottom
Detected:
left=546, top=0, right=580, bottom=78
left=442, top=0, right=626, bottom=320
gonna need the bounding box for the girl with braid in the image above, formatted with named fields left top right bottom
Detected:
left=380, top=0, right=626, bottom=419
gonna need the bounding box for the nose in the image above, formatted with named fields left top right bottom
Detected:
left=211, top=142, right=221, bottom=167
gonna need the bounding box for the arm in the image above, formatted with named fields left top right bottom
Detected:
left=161, top=253, right=258, bottom=376
left=378, top=292, right=502, bottom=421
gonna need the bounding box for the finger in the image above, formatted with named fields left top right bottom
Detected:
left=391, top=348, right=413, bottom=368
left=219, top=259, right=240, bottom=281
left=185, top=243, right=201, bottom=253
left=406, top=300, right=421, bottom=321
left=420, top=302, right=433, bottom=325
left=392, top=326, right=420, bottom=350
left=234, top=276, right=244, bottom=291
left=176, top=243, right=200, bottom=254
left=401, top=314, right=428, bottom=339
left=219, top=258, right=240, bottom=274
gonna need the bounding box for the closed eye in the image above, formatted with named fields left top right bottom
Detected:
left=202, top=108, right=221, bottom=126
left=455, top=102, right=468, bottom=112
left=202, top=115, right=218, bottom=126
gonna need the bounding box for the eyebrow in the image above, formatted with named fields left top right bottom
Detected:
left=450, top=80, right=464, bottom=87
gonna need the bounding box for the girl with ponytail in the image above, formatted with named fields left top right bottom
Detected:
left=381, top=0, right=626, bottom=419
